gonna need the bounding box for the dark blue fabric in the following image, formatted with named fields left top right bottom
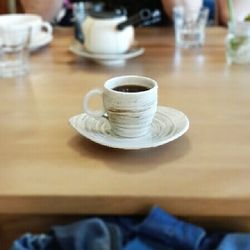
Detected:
left=200, top=232, right=225, bottom=250
left=11, top=218, right=122, bottom=250
left=129, top=206, right=207, bottom=250
left=101, top=216, right=140, bottom=244
left=10, top=206, right=250, bottom=250
left=51, top=218, right=122, bottom=250
left=217, top=234, right=250, bottom=250
left=11, top=233, right=54, bottom=250
left=204, top=0, right=216, bottom=23
left=124, top=237, right=175, bottom=250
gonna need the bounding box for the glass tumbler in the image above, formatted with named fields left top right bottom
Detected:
left=173, top=6, right=209, bottom=48
left=0, top=25, right=31, bottom=78
left=225, top=22, right=250, bottom=64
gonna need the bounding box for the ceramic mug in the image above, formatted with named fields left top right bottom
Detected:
left=83, top=75, right=158, bottom=138
left=82, top=14, right=134, bottom=54
left=0, top=14, right=52, bottom=43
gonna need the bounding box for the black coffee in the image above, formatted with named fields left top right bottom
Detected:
left=113, top=84, right=149, bottom=93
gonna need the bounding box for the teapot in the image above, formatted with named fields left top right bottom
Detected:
left=82, top=8, right=134, bottom=54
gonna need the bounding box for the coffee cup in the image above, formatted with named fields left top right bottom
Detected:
left=83, top=75, right=158, bottom=138
left=82, top=11, right=134, bottom=54
left=0, top=14, right=52, bottom=43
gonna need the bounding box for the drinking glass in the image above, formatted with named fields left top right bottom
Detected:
left=225, top=22, right=250, bottom=64
left=173, top=6, right=209, bottom=48
left=0, top=25, right=31, bottom=78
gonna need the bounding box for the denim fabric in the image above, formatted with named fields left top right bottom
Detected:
left=11, top=234, right=54, bottom=250
left=11, top=218, right=122, bottom=250
left=217, top=234, right=250, bottom=250
left=10, top=206, right=250, bottom=250
left=52, top=218, right=122, bottom=250
left=128, top=207, right=207, bottom=250
left=124, top=237, right=175, bottom=250
left=200, top=232, right=225, bottom=250
left=204, top=0, right=216, bottom=23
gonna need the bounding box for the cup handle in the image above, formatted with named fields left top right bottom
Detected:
left=41, top=22, right=53, bottom=35
left=83, top=88, right=105, bottom=117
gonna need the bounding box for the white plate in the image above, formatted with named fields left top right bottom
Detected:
left=69, top=106, right=189, bottom=150
left=69, top=42, right=145, bottom=65
left=29, top=32, right=53, bottom=51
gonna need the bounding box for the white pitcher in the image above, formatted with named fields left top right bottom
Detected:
left=82, top=10, right=134, bottom=54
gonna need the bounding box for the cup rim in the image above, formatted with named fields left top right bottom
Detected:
left=0, top=25, right=31, bottom=33
left=104, top=75, right=158, bottom=94
left=228, top=21, right=250, bottom=36
left=0, top=14, right=42, bottom=29
left=0, top=13, right=42, bottom=20
left=173, top=6, right=209, bottom=13
left=228, top=21, right=250, bottom=27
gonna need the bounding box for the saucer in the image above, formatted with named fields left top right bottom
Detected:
left=29, top=32, right=53, bottom=51
left=69, top=41, right=145, bottom=66
left=69, top=106, right=189, bottom=150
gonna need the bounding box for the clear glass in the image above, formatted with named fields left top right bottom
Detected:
left=225, top=22, right=250, bottom=64
left=173, top=6, right=209, bottom=48
left=0, top=25, right=30, bottom=78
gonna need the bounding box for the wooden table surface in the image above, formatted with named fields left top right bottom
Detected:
left=1, top=27, right=250, bottom=217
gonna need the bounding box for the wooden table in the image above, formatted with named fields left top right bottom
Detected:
left=1, top=27, right=250, bottom=220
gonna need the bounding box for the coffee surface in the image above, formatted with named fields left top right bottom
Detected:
left=113, top=84, right=149, bottom=93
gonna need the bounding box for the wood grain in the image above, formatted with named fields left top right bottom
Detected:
left=1, top=27, right=250, bottom=218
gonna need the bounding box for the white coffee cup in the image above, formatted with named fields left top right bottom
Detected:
left=0, top=14, right=52, bottom=43
left=82, top=14, right=134, bottom=54
left=83, top=75, right=158, bottom=138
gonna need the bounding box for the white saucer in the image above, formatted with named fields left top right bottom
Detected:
left=69, top=42, right=145, bottom=66
left=29, top=32, right=53, bottom=51
left=69, top=106, right=189, bottom=150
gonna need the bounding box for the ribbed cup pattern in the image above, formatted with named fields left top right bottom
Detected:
left=104, top=87, right=157, bottom=138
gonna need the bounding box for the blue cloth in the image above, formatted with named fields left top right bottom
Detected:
left=11, top=234, right=54, bottom=250
left=204, top=0, right=216, bottom=23
left=124, top=237, right=174, bottom=250
left=217, top=234, right=250, bottom=250
left=130, top=207, right=207, bottom=250
left=10, top=206, right=250, bottom=250
left=52, top=218, right=122, bottom=250
left=11, top=218, right=122, bottom=250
